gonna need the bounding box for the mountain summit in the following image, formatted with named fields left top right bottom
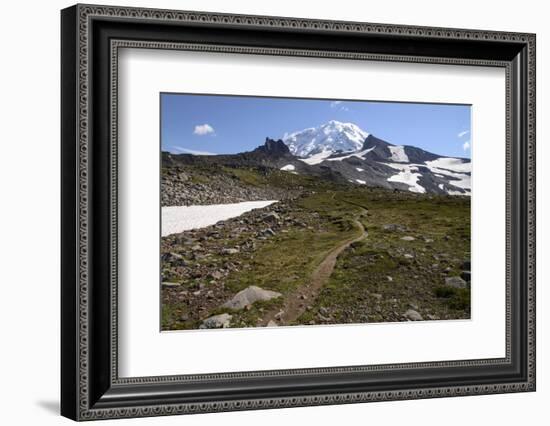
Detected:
left=283, top=121, right=369, bottom=158
left=253, top=138, right=292, bottom=157
left=164, top=120, right=471, bottom=196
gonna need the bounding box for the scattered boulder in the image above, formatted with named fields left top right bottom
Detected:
left=317, top=312, right=331, bottom=322
left=262, top=212, right=281, bottom=224
left=162, top=282, right=181, bottom=288
left=266, top=320, right=278, bottom=327
left=162, top=252, right=184, bottom=263
left=223, top=286, right=282, bottom=310
left=401, top=236, right=415, bottom=241
left=383, top=223, right=407, bottom=232
left=445, top=276, right=468, bottom=289
left=199, top=313, right=232, bottom=329
left=262, top=228, right=276, bottom=237
left=319, top=307, right=330, bottom=316
left=209, top=271, right=223, bottom=280
left=403, top=309, right=423, bottom=321
left=221, top=248, right=239, bottom=255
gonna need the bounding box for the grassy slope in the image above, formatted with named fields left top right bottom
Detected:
left=162, top=164, right=470, bottom=329
left=297, top=191, right=471, bottom=324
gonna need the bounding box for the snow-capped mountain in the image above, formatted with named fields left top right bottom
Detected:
left=279, top=121, right=471, bottom=196
left=165, top=120, right=471, bottom=196
left=283, top=120, right=369, bottom=158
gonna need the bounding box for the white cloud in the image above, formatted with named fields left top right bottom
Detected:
left=462, top=141, right=471, bottom=151
left=330, top=100, right=350, bottom=111
left=193, top=124, right=215, bottom=136
left=171, top=146, right=216, bottom=155
left=458, top=130, right=469, bottom=138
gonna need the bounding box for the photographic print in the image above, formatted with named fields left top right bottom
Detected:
left=160, top=94, right=472, bottom=331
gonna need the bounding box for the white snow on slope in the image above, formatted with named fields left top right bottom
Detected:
left=356, top=179, right=366, bottom=184
left=162, top=201, right=277, bottom=237
left=299, top=149, right=333, bottom=165
left=356, top=168, right=364, bottom=172
left=425, top=165, right=470, bottom=191
left=326, top=147, right=375, bottom=161
left=284, top=120, right=369, bottom=157
left=425, top=157, right=471, bottom=173
left=388, top=145, right=409, bottom=163
left=384, top=163, right=425, bottom=194
left=280, top=164, right=296, bottom=171
left=299, top=147, right=375, bottom=165
left=380, top=155, right=471, bottom=196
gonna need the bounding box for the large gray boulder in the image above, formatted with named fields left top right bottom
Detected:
left=262, top=212, right=281, bottom=224
left=200, top=313, right=232, bottom=329
left=445, top=276, right=468, bottom=289
left=403, top=309, right=423, bottom=321
left=223, top=286, right=282, bottom=310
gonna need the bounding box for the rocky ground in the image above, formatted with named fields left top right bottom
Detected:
left=161, top=166, right=297, bottom=206
left=161, top=197, right=324, bottom=329
left=161, top=179, right=471, bottom=330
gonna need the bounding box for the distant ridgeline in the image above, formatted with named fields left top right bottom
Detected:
left=163, top=120, right=471, bottom=196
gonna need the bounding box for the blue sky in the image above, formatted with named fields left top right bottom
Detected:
left=161, top=93, right=471, bottom=159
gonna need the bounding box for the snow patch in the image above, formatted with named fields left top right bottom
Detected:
left=425, top=166, right=471, bottom=191
left=162, top=201, right=278, bottom=237
left=425, top=157, right=471, bottom=173
left=356, top=167, right=364, bottom=172
left=447, top=189, right=469, bottom=196
left=326, top=147, right=375, bottom=162
left=388, top=146, right=409, bottom=163
left=298, top=149, right=333, bottom=165
left=356, top=179, right=366, bottom=185
left=280, top=164, right=295, bottom=171
left=384, top=163, right=426, bottom=194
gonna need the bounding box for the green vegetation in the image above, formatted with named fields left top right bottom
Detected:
left=161, top=164, right=471, bottom=329
left=297, top=189, right=471, bottom=324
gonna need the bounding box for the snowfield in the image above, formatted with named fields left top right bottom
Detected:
left=326, top=147, right=375, bottom=162
left=385, top=163, right=426, bottom=194
left=162, top=201, right=278, bottom=237
left=299, top=149, right=333, bottom=165
left=388, top=145, right=409, bottom=163
left=425, top=157, right=471, bottom=173
left=280, top=164, right=296, bottom=171
left=381, top=156, right=471, bottom=196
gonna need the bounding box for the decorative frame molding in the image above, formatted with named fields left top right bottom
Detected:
left=61, top=4, right=535, bottom=421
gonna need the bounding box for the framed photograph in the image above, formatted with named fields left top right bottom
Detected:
left=61, top=4, right=536, bottom=421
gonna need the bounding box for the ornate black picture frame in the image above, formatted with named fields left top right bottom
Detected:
left=61, top=4, right=536, bottom=421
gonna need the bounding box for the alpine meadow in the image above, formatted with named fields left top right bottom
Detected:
left=160, top=94, right=472, bottom=331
